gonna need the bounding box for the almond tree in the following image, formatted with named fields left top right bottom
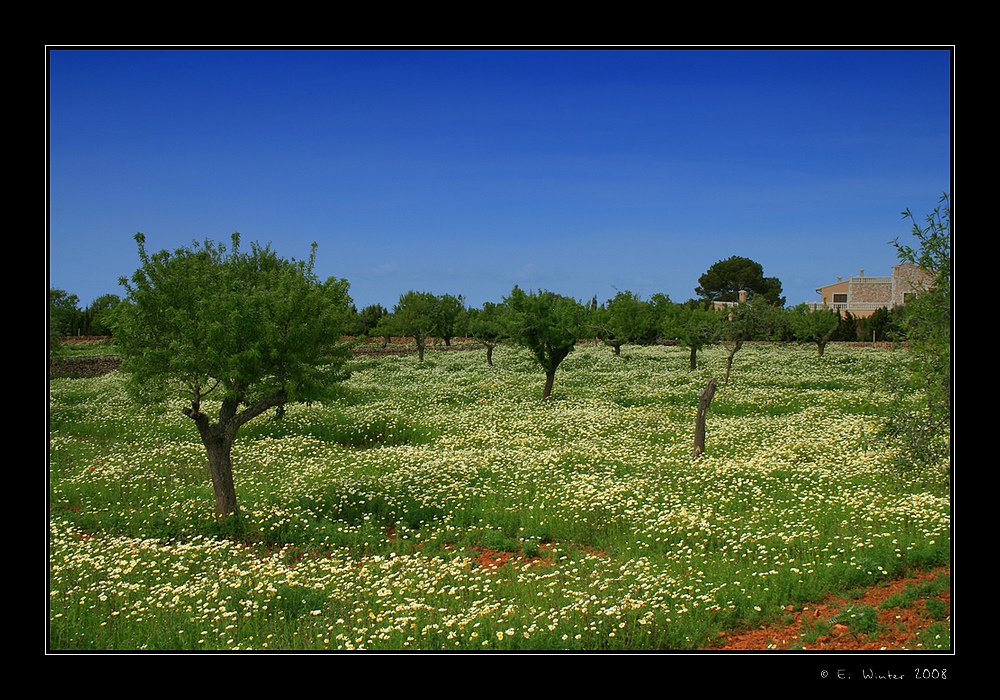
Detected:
left=884, top=194, right=951, bottom=471
left=384, top=291, right=439, bottom=361
left=432, top=293, right=466, bottom=347
left=718, top=299, right=782, bottom=385
left=663, top=303, right=723, bottom=370
left=466, top=302, right=507, bottom=366
left=112, top=233, right=353, bottom=520
left=504, top=286, right=586, bottom=400
left=788, top=303, right=841, bottom=356
left=592, top=290, right=660, bottom=356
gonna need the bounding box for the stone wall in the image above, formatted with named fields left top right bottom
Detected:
left=49, top=355, right=122, bottom=378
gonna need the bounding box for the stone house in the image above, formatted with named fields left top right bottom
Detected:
left=811, top=263, right=932, bottom=317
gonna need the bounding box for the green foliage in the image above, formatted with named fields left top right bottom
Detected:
left=80, top=294, right=122, bottom=336
left=695, top=256, right=785, bottom=307
left=466, top=302, right=508, bottom=365
left=923, top=597, right=947, bottom=620
left=466, top=302, right=507, bottom=343
left=663, top=303, right=722, bottom=370
left=858, top=306, right=904, bottom=343
left=382, top=291, right=440, bottom=360
left=385, top=291, right=437, bottom=345
left=49, top=318, right=65, bottom=358
left=882, top=194, right=951, bottom=472
left=834, top=604, right=880, bottom=636
left=717, top=299, right=785, bottom=383
left=50, top=288, right=81, bottom=340
left=358, top=304, right=389, bottom=338
left=113, top=233, right=352, bottom=408
left=111, top=232, right=354, bottom=517
left=787, top=304, right=841, bottom=355
left=432, top=293, right=466, bottom=346
left=379, top=292, right=467, bottom=352
left=49, top=290, right=124, bottom=340
left=800, top=617, right=833, bottom=645
left=592, top=290, right=662, bottom=355
left=878, top=573, right=950, bottom=610
left=503, top=286, right=587, bottom=399
left=914, top=621, right=950, bottom=649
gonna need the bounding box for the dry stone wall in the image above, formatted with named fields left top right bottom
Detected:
left=49, top=356, right=122, bottom=378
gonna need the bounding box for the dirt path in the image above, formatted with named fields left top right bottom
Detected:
left=710, top=566, right=950, bottom=651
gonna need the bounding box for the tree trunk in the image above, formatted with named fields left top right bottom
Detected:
left=417, top=338, right=426, bottom=362
left=689, top=346, right=698, bottom=371
left=612, top=342, right=622, bottom=356
left=724, top=341, right=742, bottom=385
left=542, top=369, right=556, bottom=400
left=204, top=432, right=238, bottom=519
left=485, top=343, right=495, bottom=367
left=693, top=378, right=717, bottom=457
left=185, top=390, right=286, bottom=520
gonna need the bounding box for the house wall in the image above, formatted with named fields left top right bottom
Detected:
left=849, top=276, right=893, bottom=304
left=810, top=263, right=933, bottom=318
left=817, top=279, right=849, bottom=305
left=890, top=263, right=933, bottom=305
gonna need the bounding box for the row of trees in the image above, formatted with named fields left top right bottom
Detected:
left=360, top=288, right=903, bottom=362
left=49, top=289, right=122, bottom=346
left=50, top=283, right=903, bottom=361
left=50, top=196, right=949, bottom=519
left=50, top=252, right=901, bottom=354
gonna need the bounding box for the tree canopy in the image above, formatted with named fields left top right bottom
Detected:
left=466, top=302, right=507, bottom=366
left=592, top=290, right=662, bottom=355
left=382, top=291, right=440, bottom=361
left=884, top=194, right=951, bottom=471
left=788, top=303, right=842, bottom=356
left=112, top=232, right=353, bottom=519
left=663, top=303, right=722, bottom=370
left=695, top=256, right=785, bottom=307
left=431, top=293, right=466, bottom=347
left=717, top=299, right=784, bottom=384
left=503, top=286, right=587, bottom=400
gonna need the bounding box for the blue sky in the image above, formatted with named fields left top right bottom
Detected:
left=47, top=48, right=952, bottom=312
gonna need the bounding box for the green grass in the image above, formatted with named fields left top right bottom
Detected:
left=834, top=604, right=881, bottom=636
left=48, top=342, right=951, bottom=650
left=879, top=572, right=951, bottom=610
left=52, top=337, right=118, bottom=358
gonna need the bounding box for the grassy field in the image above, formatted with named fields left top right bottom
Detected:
left=48, top=342, right=951, bottom=651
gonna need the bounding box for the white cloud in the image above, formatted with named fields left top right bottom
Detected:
left=512, top=262, right=541, bottom=282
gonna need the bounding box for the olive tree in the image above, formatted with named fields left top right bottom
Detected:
left=504, top=286, right=586, bottom=400
left=112, top=233, right=353, bottom=520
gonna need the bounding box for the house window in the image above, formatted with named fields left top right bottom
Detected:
left=833, top=293, right=847, bottom=303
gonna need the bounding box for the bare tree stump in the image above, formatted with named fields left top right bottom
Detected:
left=693, top=378, right=717, bottom=457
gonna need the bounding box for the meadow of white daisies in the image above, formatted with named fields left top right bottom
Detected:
left=48, top=342, right=950, bottom=651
